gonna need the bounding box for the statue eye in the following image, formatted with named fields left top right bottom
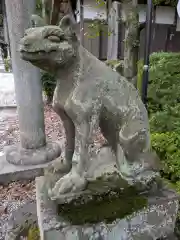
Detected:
left=47, top=35, right=61, bottom=42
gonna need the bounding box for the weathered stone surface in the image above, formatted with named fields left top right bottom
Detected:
left=5, top=201, right=37, bottom=240
left=0, top=154, right=62, bottom=184
left=19, top=14, right=160, bottom=199
left=5, top=141, right=61, bottom=165
left=5, top=0, right=46, bottom=153
left=36, top=176, right=179, bottom=240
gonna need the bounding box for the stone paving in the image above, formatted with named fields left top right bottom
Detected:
left=0, top=59, right=5, bottom=73
left=0, top=54, right=17, bottom=156
left=0, top=56, right=16, bottom=108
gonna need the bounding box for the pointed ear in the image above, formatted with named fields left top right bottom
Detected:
left=59, top=15, right=76, bottom=32
left=30, top=14, right=46, bottom=27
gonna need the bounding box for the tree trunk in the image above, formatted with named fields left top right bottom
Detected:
left=79, top=0, right=84, bottom=46
left=42, top=0, right=75, bottom=26
left=50, top=0, right=61, bottom=25
left=121, top=0, right=139, bottom=87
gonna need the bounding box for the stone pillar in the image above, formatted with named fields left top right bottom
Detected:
left=4, top=0, right=61, bottom=165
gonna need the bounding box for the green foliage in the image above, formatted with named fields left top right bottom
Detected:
left=138, top=52, right=180, bottom=114
left=27, top=226, right=40, bottom=240
left=105, top=59, right=122, bottom=68
left=150, top=104, right=180, bottom=133
left=151, top=132, right=180, bottom=182
left=36, top=0, right=42, bottom=16
left=86, top=19, right=108, bottom=39
left=146, top=52, right=180, bottom=190
left=105, top=60, right=125, bottom=76
left=152, top=0, right=177, bottom=6
left=41, top=72, right=56, bottom=102
left=4, top=58, right=12, bottom=72
left=137, top=59, right=143, bottom=97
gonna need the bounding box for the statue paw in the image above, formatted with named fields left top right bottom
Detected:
left=49, top=171, right=87, bottom=197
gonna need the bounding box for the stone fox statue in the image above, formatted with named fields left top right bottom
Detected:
left=20, top=15, right=159, bottom=196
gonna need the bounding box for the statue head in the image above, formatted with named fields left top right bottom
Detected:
left=19, top=15, right=79, bottom=73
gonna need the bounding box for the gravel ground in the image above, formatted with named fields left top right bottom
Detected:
left=0, top=104, right=63, bottom=239
left=0, top=181, right=35, bottom=239
left=0, top=104, right=106, bottom=239
left=0, top=104, right=65, bottom=152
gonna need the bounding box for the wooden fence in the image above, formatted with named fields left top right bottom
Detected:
left=78, top=21, right=180, bottom=60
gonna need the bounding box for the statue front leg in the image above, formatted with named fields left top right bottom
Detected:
left=60, top=110, right=75, bottom=171
left=75, top=119, right=94, bottom=176
left=49, top=112, right=98, bottom=196
left=52, top=103, right=75, bottom=172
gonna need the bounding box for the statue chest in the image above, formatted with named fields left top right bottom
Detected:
left=64, top=88, right=98, bottom=125
left=53, top=80, right=75, bottom=108
left=54, top=79, right=99, bottom=124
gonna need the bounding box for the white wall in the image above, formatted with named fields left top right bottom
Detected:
left=155, top=6, right=175, bottom=24
left=76, top=1, right=177, bottom=26
left=76, top=0, right=107, bottom=22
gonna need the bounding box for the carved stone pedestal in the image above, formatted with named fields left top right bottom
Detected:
left=5, top=141, right=61, bottom=165
left=36, top=176, right=179, bottom=240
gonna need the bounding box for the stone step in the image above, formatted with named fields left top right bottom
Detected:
left=0, top=154, right=60, bottom=184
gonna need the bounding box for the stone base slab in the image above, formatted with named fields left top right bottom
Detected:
left=5, top=201, right=37, bottom=240
left=36, top=176, right=179, bottom=240
left=0, top=154, right=61, bottom=184
left=4, top=141, right=61, bottom=165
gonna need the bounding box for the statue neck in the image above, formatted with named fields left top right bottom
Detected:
left=55, top=45, right=90, bottom=84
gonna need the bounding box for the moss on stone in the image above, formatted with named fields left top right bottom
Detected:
left=58, top=186, right=147, bottom=225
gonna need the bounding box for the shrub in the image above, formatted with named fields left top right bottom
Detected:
left=138, top=52, right=180, bottom=114
left=41, top=72, right=56, bottom=103
left=36, top=0, right=42, bottom=16
left=152, top=0, right=177, bottom=7
left=146, top=53, right=180, bottom=184
left=106, top=52, right=180, bottom=113
left=4, top=58, right=12, bottom=72
left=151, top=132, right=180, bottom=182
left=149, top=104, right=180, bottom=133
left=28, top=226, right=40, bottom=240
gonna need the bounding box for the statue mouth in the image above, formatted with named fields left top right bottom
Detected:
left=20, top=50, right=44, bottom=62
left=20, top=49, right=55, bottom=61
left=20, top=49, right=46, bottom=54
left=20, top=49, right=57, bottom=56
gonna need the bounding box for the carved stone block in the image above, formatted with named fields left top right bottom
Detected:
left=36, top=176, right=179, bottom=240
